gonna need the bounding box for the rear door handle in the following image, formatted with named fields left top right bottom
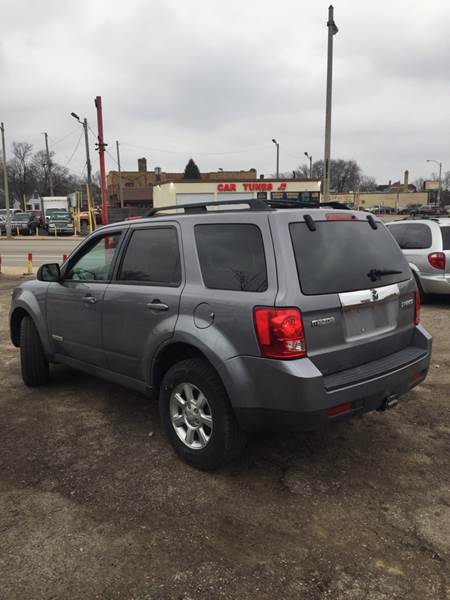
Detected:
left=82, top=295, right=97, bottom=304
left=146, top=300, right=169, bottom=312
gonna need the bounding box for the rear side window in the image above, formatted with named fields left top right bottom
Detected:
left=387, top=223, right=432, bottom=249
left=195, top=224, right=267, bottom=292
left=290, top=221, right=410, bottom=295
left=118, top=227, right=181, bottom=285
left=441, top=226, right=450, bottom=250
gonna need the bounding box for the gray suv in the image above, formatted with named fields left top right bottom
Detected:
left=10, top=200, right=432, bottom=469
left=386, top=217, right=450, bottom=300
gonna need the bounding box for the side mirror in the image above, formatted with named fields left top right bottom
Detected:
left=37, top=263, right=61, bottom=282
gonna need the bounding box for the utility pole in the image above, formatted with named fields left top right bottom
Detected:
left=70, top=112, right=93, bottom=212
left=0, top=122, right=12, bottom=238
left=323, top=5, right=338, bottom=201
left=43, top=132, right=54, bottom=196
left=116, top=140, right=124, bottom=208
left=94, top=96, right=108, bottom=225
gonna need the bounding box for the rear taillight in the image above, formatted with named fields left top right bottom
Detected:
left=253, top=307, right=307, bottom=359
left=428, top=252, right=445, bottom=270
left=414, top=288, right=420, bottom=325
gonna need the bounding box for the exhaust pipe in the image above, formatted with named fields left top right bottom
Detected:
left=377, top=395, right=399, bottom=412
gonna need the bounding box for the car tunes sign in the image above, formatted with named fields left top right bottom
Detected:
left=217, top=182, right=288, bottom=192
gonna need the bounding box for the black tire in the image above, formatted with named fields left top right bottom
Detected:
left=159, top=358, right=246, bottom=470
left=20, top=316, right=49, bottom=386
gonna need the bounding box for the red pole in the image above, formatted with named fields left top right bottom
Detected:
left=63, top=254, right=68, bottom=262
left=94, top=96, right=108, bottom=225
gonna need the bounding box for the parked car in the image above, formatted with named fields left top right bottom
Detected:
left=1, top=212, right=39, bottom=235
left=386, top=217, right=450, bottom=300
left=366, top=205, right=395, bottom=215
left=10, top=200, right=431, bottom=470
left=409, top=204, right=445, bottom=217
left=398, top=203, right=424, bottom=215
left=46, top=211, right=75, bottom=235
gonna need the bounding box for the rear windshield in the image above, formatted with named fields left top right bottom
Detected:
left=290, top=221, right=410, bottom=295
left=441, top=226, right=450, bottom=250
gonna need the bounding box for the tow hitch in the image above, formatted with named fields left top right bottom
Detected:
left=377, top=395, right=399, bottom=412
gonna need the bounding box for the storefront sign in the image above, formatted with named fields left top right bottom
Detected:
left=217, top=182, right=288, bottom=192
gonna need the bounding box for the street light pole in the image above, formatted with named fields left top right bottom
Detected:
left=71, top=112, right=93, bottom=204
left=272, top=138, right=279, bottom=178
left=323, top=5, right=338, bottom=201
left=304, top=152, right=313, bottom=178
left=1, top=122, right=12, bottom=238
left=426, top=159, right=442, bottom=205
left=116, top=140, right=124, bottom=209
left=43, top=132, right=54, bottom=196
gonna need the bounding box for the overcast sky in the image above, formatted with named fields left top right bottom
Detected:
left=1, top=0, right=449, bottom=183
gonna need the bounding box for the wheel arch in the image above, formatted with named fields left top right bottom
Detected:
left=151, top=341, right=224, bottom=395
left=10, top=307, right=31, bottom=347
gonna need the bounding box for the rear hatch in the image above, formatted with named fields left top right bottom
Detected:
left=281, top=213, right=417, bottom=376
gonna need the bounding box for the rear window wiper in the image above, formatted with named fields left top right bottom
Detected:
left=367, top=268, right=402, bottom=282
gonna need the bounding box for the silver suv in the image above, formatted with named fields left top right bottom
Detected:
left=386, top=217, right=450, bottom=300
left=10, top=201, right=432, bottom=469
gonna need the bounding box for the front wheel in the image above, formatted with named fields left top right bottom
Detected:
left=159, top=358, right=246, bottom=470
left=20, top=316, right=49, bottom=386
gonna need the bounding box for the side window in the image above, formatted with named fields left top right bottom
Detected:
left=65, top=233, right=122, bottom=282
left=387, top=223, right=432, bottom=249
left=195, top=224, right=268, bottom=292
left=118, top=227, right=181, bottom=285
left=441, top=227, right=450, bottom=250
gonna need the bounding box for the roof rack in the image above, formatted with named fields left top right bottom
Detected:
left=146, top=198, right=269, bottom=217
left=145, top=198, right=350, bottom=218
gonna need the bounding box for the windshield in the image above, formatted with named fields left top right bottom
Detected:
left=13, top=213, right=30, bottom=221
left=47, top=208, right=67, bottom=215
left=290, top=220, right=410, bottom=295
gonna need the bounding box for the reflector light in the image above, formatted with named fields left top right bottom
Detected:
left=326, top=402, right=353, bottom=417
left=428, top=252, right=445, bottom=270
left=414, top=288, right=420, bottom=325
left=410, top=371, right=426, bottom=387
left=253, top=307, right=307, bottom=359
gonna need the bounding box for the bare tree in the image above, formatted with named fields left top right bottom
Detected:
left=359, top=175, right=378, bottom=192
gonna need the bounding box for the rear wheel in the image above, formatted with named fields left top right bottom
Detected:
left=159, top=358, right=246, bottom=470
left=20, top=316, right=49, bottom=386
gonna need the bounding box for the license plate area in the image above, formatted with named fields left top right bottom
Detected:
left=339, top=284, right=400, bottom=342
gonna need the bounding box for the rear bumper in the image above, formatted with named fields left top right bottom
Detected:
left=419, top=273, right=450, bottom=295
left=220, top=325, right=432, bottom=432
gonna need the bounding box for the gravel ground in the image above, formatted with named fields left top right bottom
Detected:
left=0, top=274, right=449, bottom=600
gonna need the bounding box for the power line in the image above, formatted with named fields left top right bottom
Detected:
left=119, top=141, right=271, bottom=156
left=63, top=130, right=84, bottom=168
left=49, top=127, right=80, bottom=147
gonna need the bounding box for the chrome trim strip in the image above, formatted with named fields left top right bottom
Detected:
left=339, top=284, right=400, bottom=309
left=51, top=334, right=64, bottom=342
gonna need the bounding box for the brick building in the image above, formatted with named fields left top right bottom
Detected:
left=107, top=158, right=258, bottom=208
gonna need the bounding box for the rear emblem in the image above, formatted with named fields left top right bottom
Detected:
left=311, top=316, right=335, bottom=327
left=371, top=289, right=379, bottom=301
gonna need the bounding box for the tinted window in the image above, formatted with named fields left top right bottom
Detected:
left=118, top=227, right=181, bottom=285
left=195, top=224, right=267, bottom=292
left=66, top=233, right=122, bottom=281
left=387, top=223, right=432, bottom=249
left=441, top=227, right=450, bottom=250
left=290, top=221, right=409, bottom=295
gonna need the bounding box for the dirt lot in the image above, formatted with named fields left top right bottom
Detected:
left=0, top=274, right=449, bottom=600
